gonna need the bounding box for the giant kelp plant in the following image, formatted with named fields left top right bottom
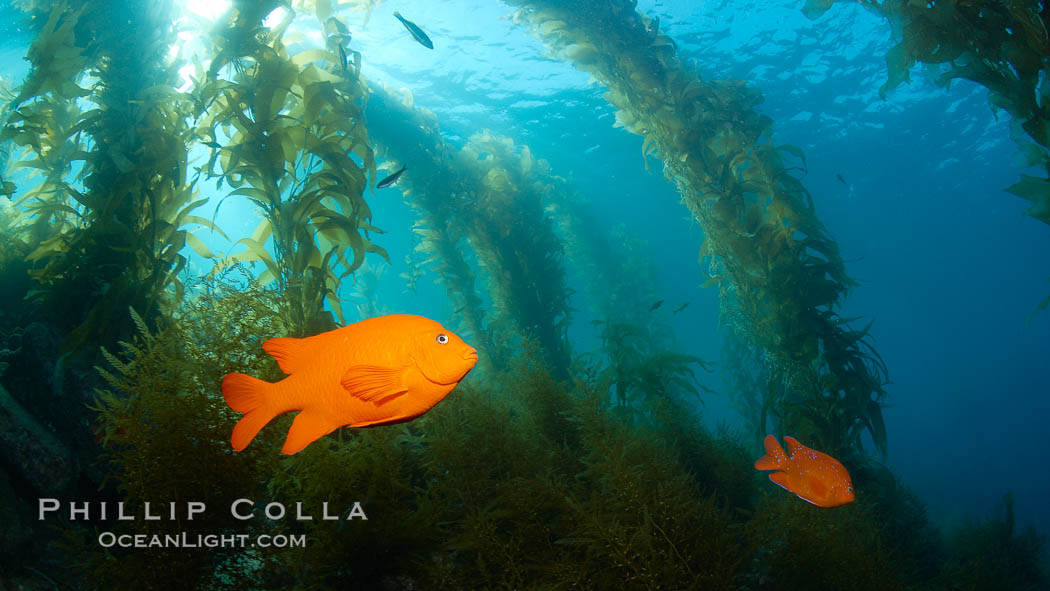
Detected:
left=0, top=2, right=216, bottom=535
left=940, top=493, right=1047, bottom=591
left=577, top=225, right=713, bottom=412
left=365, top=85, right=573, bottom=377
left=0, top=77, right=15, bottom=197
left=456, top=131, right=572, bottom=376
left=1, top=0, right=205, bottom=358
left=194, top=1, right=384, bottom=335
left=503, top=0, right=888, bottom=459
left=532, top=164, right=715, bottom=414
left=369, top=80, right=698, bottom=401
left=0, top=0, right=381, bottom=580
left=364, top=85, right=494, bottom=363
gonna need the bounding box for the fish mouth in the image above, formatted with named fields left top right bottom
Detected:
left=463, top=349, right=479, bottom=363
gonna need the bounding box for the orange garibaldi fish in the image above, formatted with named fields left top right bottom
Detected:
left=754, top=435, right=855, bottom=508
left=222, top=314, right=478, bottom=455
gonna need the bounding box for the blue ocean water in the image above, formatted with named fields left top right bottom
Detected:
left=336, top=0, right=1050, bottom=537
left=1, top=0, right=1047, bottom=546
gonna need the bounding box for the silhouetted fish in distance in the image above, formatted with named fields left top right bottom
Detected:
left=377, top=166, right=407, bottom=189
left=394, top=11, right=433, bottom=49
left=836, top=173, right=855, bottom=199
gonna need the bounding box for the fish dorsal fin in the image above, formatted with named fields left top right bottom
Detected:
left=341, top=365, right=409, bottom=403
left=282, top=410, right=339, bottom=455
left=784, top=436, right=807, bottom=457
left=263, top=337, right=317, bottom=375
left=754, top=434, right=788, bottom=470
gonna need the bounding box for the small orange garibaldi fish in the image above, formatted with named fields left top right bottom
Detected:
left=754, top=435, right=855, bottom=508
left=222, top=314, right=478, bottom=455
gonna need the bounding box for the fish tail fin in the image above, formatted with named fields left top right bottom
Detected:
left=754, top=434, right=788, bottom=471
left=222, top=373, right=279, bottom=452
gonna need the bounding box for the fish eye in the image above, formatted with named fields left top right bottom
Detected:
left=436, top=334, right=449, bottom=345
left=847, top=487, right=854, bottom=493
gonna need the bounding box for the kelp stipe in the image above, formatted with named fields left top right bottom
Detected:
left=0, top=180, right=28, bottom=297
left=366, top=86, right=574, bottom=378
left=459, top=131, right=574, bottom=377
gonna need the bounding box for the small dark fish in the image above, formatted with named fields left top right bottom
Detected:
left=393, top=11, right=433, bottom=49
left=672, top=302, right=689, bottom=314
left=377, top=165, right=407, bottom=189
left=203, top=141, right=222, bottom=149
left=648, top=300, right=664, bottom=312
left=836, top=173, right=848, bottom=186
left=339, top=46, right=348, bottom=71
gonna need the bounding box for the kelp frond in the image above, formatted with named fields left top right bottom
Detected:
left=199, top=5, right=381, bottom=335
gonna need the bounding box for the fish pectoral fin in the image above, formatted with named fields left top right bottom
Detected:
left=341, top=365, right=409, bottom=402
left=807, top=476, right=828, bottom=498
left=263, top=336, right=316, bottom=375
left=282, top=411, right=339, bottom=455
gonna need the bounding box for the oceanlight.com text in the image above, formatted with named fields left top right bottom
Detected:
left=97, top=532, right=307, bottom=549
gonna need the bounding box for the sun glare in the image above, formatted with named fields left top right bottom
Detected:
left=263, top=6, right=290, bottom=30
left=183, top=0, right=231, bottom=21
left=177, top=64, right=196, bottom=93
